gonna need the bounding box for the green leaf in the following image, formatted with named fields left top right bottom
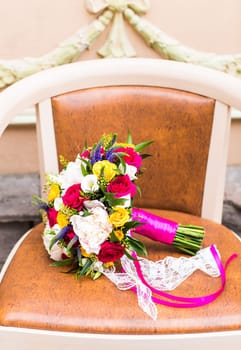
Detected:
left=141, top=153, right=152, bottom=159
left=104, top=192, right=126, bottom=207
left=124, top=249, right=138, bottom=261
left=127, top=129, right=133, bottom=144
left=32, top=194, right=48, bottom=207
left=135, top=140, right=153, bottom=153
left=81, top=162, right=89, bottom=176
left=77, top=259, right=93, bottom=277
left=82, top=208, right=93, bottom=217
left=126, top=236, right=147, bottom=256
left=92, top=271, right=102, bottom=280
left=51, top=258, right=74, bottom=267
left=124, top=220, right=143, bottom=230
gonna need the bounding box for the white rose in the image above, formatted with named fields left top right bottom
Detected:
left=70, top=207, right=113, bottom=254
left=58, top=159, right=85, bottom=191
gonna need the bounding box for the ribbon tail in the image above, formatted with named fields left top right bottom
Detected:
left=195, top=245, right=221, bottom=277
left=135, top=281, right=157, bottom=320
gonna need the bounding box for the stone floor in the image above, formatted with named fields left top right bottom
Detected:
left=222, top=165, right=241, bottom=235
left=0, top=221, right=35, bottom=270
left=0, top=166, right=241, bottom=271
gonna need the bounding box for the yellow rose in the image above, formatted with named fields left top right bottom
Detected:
left=57, top=212, right=69, bottom=228
left=47, top=183, right=60, bottom=202
left=92, top=160, right=117, bottom=182
left=114, top=229, right=124, bottom=241
left=109, top=207, right=130, bottom=228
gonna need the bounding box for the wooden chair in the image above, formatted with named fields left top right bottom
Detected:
left=0, top=58, right=240, bottom=350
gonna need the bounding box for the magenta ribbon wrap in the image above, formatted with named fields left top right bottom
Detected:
left=132, top=208, right=178, bottom=245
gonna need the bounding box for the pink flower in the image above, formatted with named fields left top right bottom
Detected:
left=116, top=147, right=142, bottom=170
left=62, top=183, right=85, bottom=211
left=80, top=149, right=91, bottom=159
left=47, top=207, right=58, bottom=227
left=107, top=174, right=136, bottom=198
left=97, top=241, right=124, bottom=263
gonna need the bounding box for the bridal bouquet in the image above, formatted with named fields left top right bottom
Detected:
left=36, top=132, right=206, bottom=280
left=37, top=132, right=151, bottom=279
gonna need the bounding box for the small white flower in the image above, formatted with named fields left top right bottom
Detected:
left=70, top=207, right=113, bottom=254
left=119, top=163, right=137, bottom=180
left=54, top=197, right=63, bottom=211
left=58, top=159, right=85, bottom=191
left=81, top=174, right=99, bottom=193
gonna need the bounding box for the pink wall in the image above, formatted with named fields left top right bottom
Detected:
left=1, top=0, right=241, bottom=60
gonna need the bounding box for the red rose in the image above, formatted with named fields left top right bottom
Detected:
left=64, top=229, right=79, bottom=247
left=97, top=241, right=124, bottom=263
left=107, top=174, right=136, bottom=198
left=62, top=183, right=85, bottom=210
left=47, top=207, right=58, bottom=227
left=116, top=147, right=142, bottom=169
left=80, top=149, right=91, bottom=159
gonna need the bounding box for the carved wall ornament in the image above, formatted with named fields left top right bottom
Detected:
left=85, top=0, right=149, bottom=57
left=0, top=0, right=241, bottom=88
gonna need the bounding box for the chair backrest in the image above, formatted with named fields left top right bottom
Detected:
left=1, top=58, right=241, bottom=223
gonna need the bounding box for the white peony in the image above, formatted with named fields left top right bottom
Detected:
left=70, top=206, right=113, bottom=254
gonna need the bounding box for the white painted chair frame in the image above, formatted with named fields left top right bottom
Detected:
left=0, top=58, right=241, bottom=350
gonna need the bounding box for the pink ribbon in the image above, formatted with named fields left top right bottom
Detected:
left=131, top=246, right=238, bottom=308
left=132, top=207, right=178, bottom=245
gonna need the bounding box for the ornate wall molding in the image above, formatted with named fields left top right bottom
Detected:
left=1, top=0, right=241, bottom=89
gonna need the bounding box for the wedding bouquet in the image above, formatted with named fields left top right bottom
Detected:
left=36, top=132, right=205, bottom=280
left=37, top=132, right=150, bottom=279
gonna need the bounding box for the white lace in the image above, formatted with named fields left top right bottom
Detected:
left=100, top=246, right=221, bottom=320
